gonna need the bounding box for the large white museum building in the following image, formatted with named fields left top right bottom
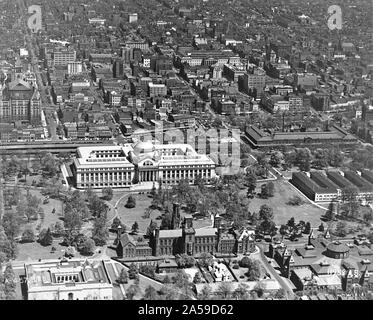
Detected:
left=71, top=141, right=217, bottom=189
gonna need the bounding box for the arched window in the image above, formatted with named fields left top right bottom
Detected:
left=68, top=293, right=74, bottom=300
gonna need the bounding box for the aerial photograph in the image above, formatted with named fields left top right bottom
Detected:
left=0, top=0, right=373, bottom=304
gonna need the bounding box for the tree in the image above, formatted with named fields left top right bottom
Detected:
left=2, top=210, right=21, bottom=241
left=64, top=208, right=83, bottom=234
left=116, top=269, right=128, bottom=284
left=53, top=222, right=64, bottom=237
left=172, top=270, right=190, bottom=289
left=259, top=205, right=274, bottom=221
left=128, top=263, right=139, bottom=280
left=258, top=219, right=277, bottom=236
left=2, top=264, right=16, bottom=300
left=199, top=253, right=214, bottom=268
left=193, top=272, right=202, bottom=284
left=144, top=285, right=158, bottom=300
left=89, top=196, right=109, bottom=218
left=0, top=227, right=17, bottom=260
left=131, top=221, right=139, bottom=234
left=102, top=187, right=113, bottom=201
left=287, top=195, right=303, bottom=206
left=146, top=220, right=158, bottom=238
left=239, top=256, right=253, bottom=268
left=218, top=282, right=233, bottom=299
left=125, top=195, right=136, bottom=208
left=274, top=288, right=287, bottom=300
left=279, top=225, right=288, bottom=239
left=335, top=221, right=348, bottom=237
left=341, top=187, right=360, bottom=219
left=39, top=228, right=53, bottom=246
left=287, top=217, right=296, bottom=229
left=92, top=216, right=109, bottom=246
left=296, top=148, right=311, bottom=172
left=126, top=284, right=140, bottom=300
left=325, top=202, right=337, bottom=221
left=245, top=172, right=257, bottom=197
left=269, top=151, right=282, bottom=167
left=304, top=222, right=311, bottom=234
left=40, top=153, right=58, bottom=177
left=65, top=191, right=90, bottom=220
left=198, top=284, right=212, bottom=300
left=111, top=217, right=126, bottom=232
left=21, top=228, right=35, bottom=243
left=319, top=223, right=325, bottom=232
left=363, top=209, right=373, bottom=225
left=80, top=239, right=95, bottom=255
left=176, top=254, right=196, bottom=268
left=260, top=184, right=269, bottom=199
left=233, top=283, right=250, bottom=300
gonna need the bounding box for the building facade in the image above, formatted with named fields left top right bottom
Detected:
left=0, top=79, right=41, bottom=124
left=71, top=142, right=217, bottom=189
left=25, top=259, right=113, bottom=300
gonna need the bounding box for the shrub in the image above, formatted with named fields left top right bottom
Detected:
left=125, top=195, right=136, bottom=208
left=22, top=228, right=35, bottom=243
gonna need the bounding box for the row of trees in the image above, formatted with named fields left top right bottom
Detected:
left=0, top=221, right=17, bottom=299
left=255, top=147, right=345, bottom=172
left=0, top=152, right=62, bottom=182
left=62, top=190, right=109, bottom=254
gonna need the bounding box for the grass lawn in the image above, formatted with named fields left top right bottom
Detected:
left=15, top=239, right=85, bottom=261
left=248, top=179, right=325, bottom=227
left=27, top=189, right=64, bottom=231
left=115, top=193, right=213, bottom=234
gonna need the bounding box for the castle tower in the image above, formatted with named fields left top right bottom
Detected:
left=153, top=228, right=160, bottom=256
left=213, top=213, right=222, bottom=229
left=171, top=202, right=180, bottom=229
left=182, top=215, right=195, bottom=256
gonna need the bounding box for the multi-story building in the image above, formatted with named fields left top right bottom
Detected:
left=72, top=145, right=135, bottom=189
left=292, top=170, right=373, bottom=202
left=53, top=48, right=76, bottom=66
left=0, top=79, right=41, bottom=124
left=71, top=142, right=217, bottom=189
left=125, top=41, right=149, bottom=52
left=67, top=62, right=83, bottom=75
left=288, top=94, right=304, bottom=112
left=148, top=207, right=255, bottom=257
left=245, top=124, right=357, bottom=149
left=129, top=13, right=138, bottom=23
left=25, top=259, right=113, bottom=300
left=295, top=73, right=318, bottom=90
left=291, top=171, right=340, bottom=202
left=241, top=71, right=266, bottom=96
left=148, top=83, right=167, bottom=97
left=269, top=233, right=373, bottom=294
left=311, top=93, right=330, bottom=111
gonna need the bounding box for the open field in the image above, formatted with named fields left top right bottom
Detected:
left=247, top=179, right=325, bottom=227
left=15, top=239, right=85, bottom=261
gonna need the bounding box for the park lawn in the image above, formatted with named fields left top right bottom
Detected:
left=248, top=179, right=325, bottom=227
left=27, top=189, right=64, bottom=231
left=115, top=193, right=214, bottom=234
left=15, top=239, right=84, bottom=261
left=116, top=194, right=162, bottom=234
